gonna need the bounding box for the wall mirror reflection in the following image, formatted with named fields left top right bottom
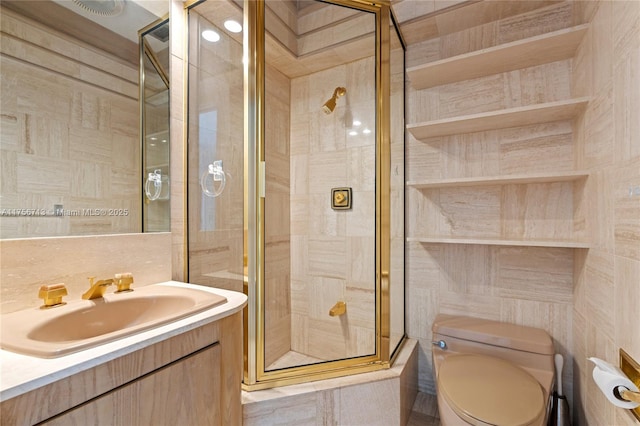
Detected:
left=141, top=18, right=170, bottom=232
left=0, top=0, right=169, bottom=239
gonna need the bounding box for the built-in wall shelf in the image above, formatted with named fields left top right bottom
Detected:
left=407, top=97, right=589, bottom=140
left=406, top=24, right=589, bottom=89
left=407, top=237, right=590, bottom=249
left=407, top=171, right=589, bottom=189
left=405, top=20, right=590, bottom=254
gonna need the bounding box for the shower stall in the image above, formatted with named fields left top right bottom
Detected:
left=185, top=0, right=405, bottom=390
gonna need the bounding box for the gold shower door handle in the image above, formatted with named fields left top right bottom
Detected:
left=329, top=301, right=347, bottom=317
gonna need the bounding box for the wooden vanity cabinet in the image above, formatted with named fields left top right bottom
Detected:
left=42, top=344, right=222, bottom=426
left=1, top=312, right=242, bottom=426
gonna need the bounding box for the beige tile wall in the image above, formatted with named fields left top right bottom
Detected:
left=0, top=8, right=141, bottom=238
left=0, top=232, right=171, bottom=314
left=243, top=339, right=418, bottom=425
left=290, top=55, right=377, bottom=360
left=264, top=63, right=293, bottom=367
left=571, top=1, right=640, bottom=425
left=405, top=1, right=580, bottom=407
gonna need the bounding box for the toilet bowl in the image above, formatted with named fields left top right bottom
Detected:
left=431, top=314, right=555, bottom=426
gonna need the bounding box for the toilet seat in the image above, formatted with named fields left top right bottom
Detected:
left=438, top=354, right=546, bottom=426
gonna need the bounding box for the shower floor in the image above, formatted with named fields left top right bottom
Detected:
left=266, top=350, right=325, bottom=371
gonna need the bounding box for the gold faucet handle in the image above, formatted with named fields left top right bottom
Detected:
left=114, top=272, right=134, bottom=293
left=38, top=283, right=68, bottom=308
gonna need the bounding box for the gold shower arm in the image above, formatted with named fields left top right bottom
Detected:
left=332, top=87, right=346, bottom=98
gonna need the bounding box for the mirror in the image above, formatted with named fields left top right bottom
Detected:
left=0, top=0, right=169, bottom=239
left=141, top=19, right=170, bottom=232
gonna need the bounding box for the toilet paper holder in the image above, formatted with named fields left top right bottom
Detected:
left=616, top=387, right=640, bottom=403
left=620, top=348, right=640, bottom=421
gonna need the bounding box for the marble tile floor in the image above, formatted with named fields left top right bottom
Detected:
left=408, top=392, right=440, bottom=426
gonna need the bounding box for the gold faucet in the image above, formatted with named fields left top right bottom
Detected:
left=114, top=272, right=134, bottom=293
left=82, top=277, right=114, bottom=300
left=38, top=283, right=68, bottom=308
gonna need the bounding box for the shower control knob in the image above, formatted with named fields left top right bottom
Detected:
left=431, top=340, right=447, bottom=350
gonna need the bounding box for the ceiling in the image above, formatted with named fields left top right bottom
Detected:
left=51, top=0, right=168, bottom=43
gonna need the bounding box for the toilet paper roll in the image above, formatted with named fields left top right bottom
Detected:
left=589, top=357, right=640, bottom=410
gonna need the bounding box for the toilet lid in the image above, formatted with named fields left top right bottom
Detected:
left=439, top=354, right=545, bottom=426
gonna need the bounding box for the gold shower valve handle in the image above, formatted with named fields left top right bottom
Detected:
left=329, top=301, right=347, bottom=317
left=331, top=187, right=352, bottom=209
left=38, top=283, right=68, bottom=308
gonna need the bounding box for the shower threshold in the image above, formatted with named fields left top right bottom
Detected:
left=266, top=350, right=325, bottom=371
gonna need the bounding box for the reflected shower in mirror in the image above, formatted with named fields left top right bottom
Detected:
left=0, top=0, right=169, bottom=239
left=141, top=18, right=170, bottom=232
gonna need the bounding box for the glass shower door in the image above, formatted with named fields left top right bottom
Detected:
left=186, top=0, right=245, bottom=293
left=263, top=0, right=377, bottom=372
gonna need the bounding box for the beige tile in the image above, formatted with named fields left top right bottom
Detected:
left=497, top=2, right=574, bottom=44
left=347, top=236, right=375, bottom=284
left=406, top=134, right=442, bottom=181
left=439, top=291, right=502, bottom=321
left=406, top=242, right=442, bottom=291
left=614, top=47, right=640, bottom=163
left=243, top=391, right=320, bottom=426
left=308, top=237, right=347, bottom=280
left=583, top=83, right=615, bottom=169
left=496, top=247, right=573, bottom=303
left=339, top=378, right=400, bottom=425
left=590, top=0, right=613, bottom=92
left=612, top=0, right=640, bottom=62
left=499, top=122, right=574, bottom=175
left=437, top=186, right=502, bottom=238
left=501, top=182, right=577, bottom=241
left=0, top=233, right=171, bottom=313
left=411, top=392, right=439, bottom=418
left=613, top=161, right=640, bottom=261
left=584, top=250, right=616, bottom=336
left=439, top=244, right=494, bottom=295
left=615, top=256, right=640, bottom=361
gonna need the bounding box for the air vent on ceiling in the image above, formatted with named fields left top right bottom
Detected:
left=71, top=0, right=125, bottom=17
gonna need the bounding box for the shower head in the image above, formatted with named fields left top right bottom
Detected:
left=322, top=87, right=346, bottom=114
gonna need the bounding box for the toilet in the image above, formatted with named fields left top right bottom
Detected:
left=431, top=314, right=555, bottom=426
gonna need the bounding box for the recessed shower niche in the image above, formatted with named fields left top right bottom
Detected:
left=185, top=0, right=405, bottom=390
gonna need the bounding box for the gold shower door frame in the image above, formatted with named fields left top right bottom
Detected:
left=243, top=0, right=403, bottom=390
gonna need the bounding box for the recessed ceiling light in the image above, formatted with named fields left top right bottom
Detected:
left=353, top=120, right=362, bottom=127
left=161, top=139, right=167, bottom=143
left=224, top=20, right=242, bottom=33
left=202, top=29, right=220, bottom=42
left=349, top=131, right=358, bottom=136
left=362, top=128, right=371, bottom=134
left=150, top=137, right=157, bottom=141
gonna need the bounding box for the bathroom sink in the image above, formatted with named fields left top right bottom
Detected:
left=0, top=284, right=227, bottom=358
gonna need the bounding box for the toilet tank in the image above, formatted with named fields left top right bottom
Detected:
left=432, top=314, right=554, bottom=355
left=431, top=314, right=555, bottom=391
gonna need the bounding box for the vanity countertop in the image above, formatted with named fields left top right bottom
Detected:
left=0, top=281, right=247, bottom=402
